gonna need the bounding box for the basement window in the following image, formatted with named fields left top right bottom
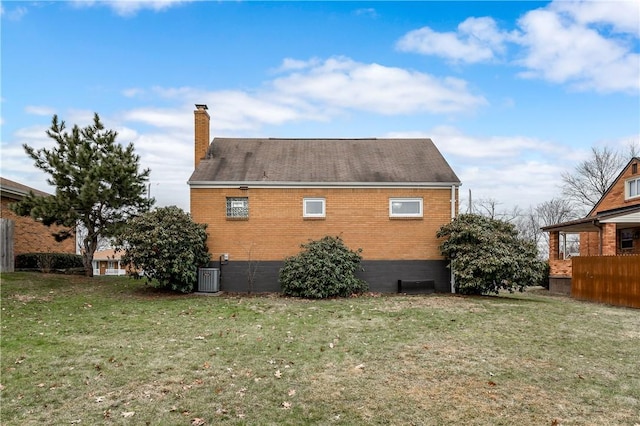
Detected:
left=226, top=197, right=249, bottom=219
left=626, top=177, right=640, bottom=200
left=303, top=198, right=325, bottom=218
left=389, top=198, right=423, bottom=218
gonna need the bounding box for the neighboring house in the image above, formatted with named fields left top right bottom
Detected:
left=188, top=104, right=461, bottom=293
left=542, top=157, right=640, bottom=293
left=92, top=248, right=128, bottom=276
left=1, top=177, right=75, bottom=271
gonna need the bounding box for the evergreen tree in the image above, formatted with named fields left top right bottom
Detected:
left=10, top=113, right=152, bottom=276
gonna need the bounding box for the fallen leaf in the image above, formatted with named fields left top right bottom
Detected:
left=274, top=370, right=282, bottom=378
left=281, top=401, right=292, bottom=409
left=95, top=397, right=104, bottom=403
left=288, top=389, right=296, bottom=396
left=488, top=381, right=497, bottom=387
left=329, top=342, right=334, bottom=349
left=191, top=418, right=206, bottom=426
left=0, top=384, right=4, bottom=391
left=203, top=362, right=210, bottom=369
left=121, top=411, right=135, bottom=418
left=354, top=364, right=365, bottom=370
left=194, top=336, right=205, bottom=340
left=70, top=420, right=81, bottom=424
left=215, top=407, right=228, bottom=415
left=37, top=383, right=45, bottom=388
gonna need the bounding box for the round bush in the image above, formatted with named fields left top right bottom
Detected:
left=279, top=235, right=368, bottom=298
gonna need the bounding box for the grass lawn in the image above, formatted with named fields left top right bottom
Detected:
left=1, top=272, right=639, bottom=425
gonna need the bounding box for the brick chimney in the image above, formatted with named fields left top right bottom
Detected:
left=194, top=104, right=210, bottom=168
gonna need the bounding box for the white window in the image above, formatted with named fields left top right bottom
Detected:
left=303, top=198, right=326, bottom=218
left=627, top=177, right=640, bottom=200
left=226, top=197, right=249, bottom=218
left=389, top=198, right=423, bottom=218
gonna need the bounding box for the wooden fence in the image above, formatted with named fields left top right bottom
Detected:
left=1, top=219, right=15, bottom=272
left=572, top=255, right=640, bottom=309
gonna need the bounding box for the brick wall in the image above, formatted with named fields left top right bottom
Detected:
left=194, top=106, right=210, bottom=168
left=579, top=231, right=600, bottom=256
left=191, top=186, right=456, bottom=261
left=1, top=197, right=75, bottom=255
left=589, top=158, right=640, bottom=216
left=549, top=259, right=572, bottom=277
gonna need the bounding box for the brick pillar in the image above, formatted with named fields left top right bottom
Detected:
left=601, top=223, right=617, bottom=255
left=194, top=104, right=210, bottom=168
left=549, top=231, right=560, bottom=260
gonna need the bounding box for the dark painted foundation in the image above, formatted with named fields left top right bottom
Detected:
left=204, top=259, right=452, bottom=294
left=549, top=276, right=571, bottom=296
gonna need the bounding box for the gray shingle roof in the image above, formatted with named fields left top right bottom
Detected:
left=189, top=138, right=460, bottom=186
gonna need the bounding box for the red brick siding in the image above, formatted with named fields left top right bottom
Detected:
left=589, top=159, right=640, bottom=216
left=191, top=187, right=456, bottom=261
left=1, top=197, right=75, bottom=255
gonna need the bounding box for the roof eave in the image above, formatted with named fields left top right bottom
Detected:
left=188, top=180, right=462, bottom=188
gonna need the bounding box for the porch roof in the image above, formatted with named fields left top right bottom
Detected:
left=542, top=204, right=640, bottom=233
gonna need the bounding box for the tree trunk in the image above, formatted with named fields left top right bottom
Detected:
left=82, top=233, right=98, bottom=277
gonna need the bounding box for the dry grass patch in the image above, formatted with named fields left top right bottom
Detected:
left=1, top=273, right=639, bottom=425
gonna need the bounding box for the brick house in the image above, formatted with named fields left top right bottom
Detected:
left=1, top=177, right=76, bottom=271
left=542, top=157, right=640, bottom=293
left=188, top=105, right=461, bottom=293
left=92, top=248, right=128, bottom=276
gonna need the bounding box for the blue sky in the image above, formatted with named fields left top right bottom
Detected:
left=1, top=0, right=639, bottom=213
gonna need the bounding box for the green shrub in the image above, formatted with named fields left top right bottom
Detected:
left=437, top=214, right=545, bottom=295
left=116, top=206, right=211, bottom=293
left=15, top=253, right=84, bottom=272
left=538, top=261, right=550, bottom=289
left=279, top=235, right=368, bottom=298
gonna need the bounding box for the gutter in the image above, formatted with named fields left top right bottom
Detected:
left=188, top=181, right=462, bottom=189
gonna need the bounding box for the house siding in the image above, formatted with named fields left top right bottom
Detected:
left=191, top=187, right=454, bottom=261
left=192, top=186, right=456, bottom=292
left=588, top=158, right=640, bottom=216
left=1, top=196, right=75, bottom=256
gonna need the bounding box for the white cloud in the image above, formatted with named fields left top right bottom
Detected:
left=25, top=105, right=56, bottom=116
left=550, top=0, right=640, bottom=37
left=515, top=5, right=640, bottom=93
left=122, top=88, right=145, bottom=98
left=397, top=0, right=640, bottom=94
left=1, top=5, right=28, bottom=21
left=354, top=8, right=378, bottom=19
left=71, top=0, right=193, bottom=17
left=270, top=57, right=487, bottom=114
left=396, top=17, right=509, bottom=63
left=385, top=126, right=577, bottom=209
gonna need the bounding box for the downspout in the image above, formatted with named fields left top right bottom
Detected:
left=450, top=184, right=457, bottom=294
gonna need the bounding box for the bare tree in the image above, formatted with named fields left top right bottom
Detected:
left=473, top=197, right=502, bottom=219
left=561, top=146, right=626, bottom=213
left=536, top=198, right=577, bottom=227
left=75, top=225, right=112, bottom=254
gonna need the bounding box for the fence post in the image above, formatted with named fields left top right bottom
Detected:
left=0, top=218, right=15, bottom=272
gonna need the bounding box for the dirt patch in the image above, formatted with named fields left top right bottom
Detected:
left=10, top=293, right=52, bottom=303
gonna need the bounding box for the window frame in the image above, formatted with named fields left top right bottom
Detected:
left=626, top=177, right=640, bottom=200
left=389, top=198, right=423, bottom=218
left=303, top=197, right=326, bottom=218
left=620, top=229, right=634, bottom=250
left=226, top=197, right=249, bottom=219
